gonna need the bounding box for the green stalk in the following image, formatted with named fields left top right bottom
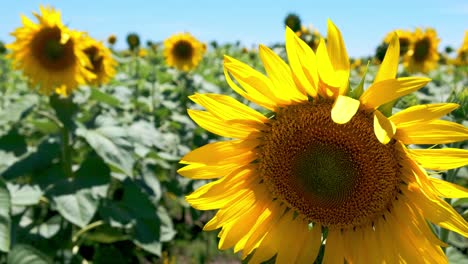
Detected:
left=61, top=125, right=73, bottom=178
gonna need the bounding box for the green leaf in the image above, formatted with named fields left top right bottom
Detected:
left=7, top=184, right=43, bottom=206
left=0, top=94, right=37, bottom=135
left=90, top=87, right=121, bottom=107
left=99, top=179, right=164, bottom=256
left=77, top=125, right=135, bottom=177
left=1, top=137, right=60, bottom=181
left=0, top=179, right=11, bottom=252
left=350, top=61, right=370, bottom=99
left=446, top=246, right=468, bottom=264
left=7, top=244, right=51, bottom=264
left=48, top=155, right=110, bottom=227
left=30, top=215, right=61, bottom=239
left=0, top=128, right=27, bottom=156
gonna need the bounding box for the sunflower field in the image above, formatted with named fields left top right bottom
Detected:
left=0, top=6, right=467, bottom=264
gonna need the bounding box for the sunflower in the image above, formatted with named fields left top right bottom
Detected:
left=455, top=30, right=468, bottom=66
left=7, top=5, right=95, bottom=96
left=82, top=36, right=116, bottom=86
left=384, top=29, right=412, bottom=56
left=107, top=34, right=117, bottom=45
left=179, top=20, right=468, bottom=263
left=403, top=28, right=440, bottom=73
left=163, top=33, right=205, bottom=71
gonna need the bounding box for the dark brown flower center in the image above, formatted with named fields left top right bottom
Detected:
left=258, top=101, right=401, bottom=229
left=172, top=40, right=194, bottom=61
left=32, top=26, right=75, bottom=70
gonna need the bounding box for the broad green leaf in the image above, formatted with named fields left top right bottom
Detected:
left=99, top=179, right=165, bottom=256
left=0, top=128, right=27, bottom=156
left=1, top=137, right=60, bottom=181
left=7, top=244, right=51, bottom=264
left=0, top=179, right=11, bottom=252
left=77, top=125, right=135, bottom=177
left=49, top=155, right=110, bottom=227
left=0, top=94, right=37, bottom=135
left=30, top=215, right=61, bottom=239
left=7, top=184, right=42, bottom=206
left=90, top=87, right=121, bottom=107
left=49, top=94, right=78, bottom=129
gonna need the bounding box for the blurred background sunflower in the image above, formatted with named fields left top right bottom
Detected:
left=82, top=36, right=116, bottom=86
left=163, top=32, right=206, bottom=71
left=403, top=28, right=440, bottom=73
left=7, top=5, right=95, bottom=96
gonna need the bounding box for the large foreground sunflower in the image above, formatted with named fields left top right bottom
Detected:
left=82, top=36, right=116, bottom=86
left=163, top=33, right=205, bottom=71
left=7, top=6, right=95, bottom=95
left=403, top=28, right=440, bottom=73
left=179, top=20, right=468, bottom=263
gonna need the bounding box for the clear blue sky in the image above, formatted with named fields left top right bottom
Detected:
left=1, top=0, right=467, bottom=57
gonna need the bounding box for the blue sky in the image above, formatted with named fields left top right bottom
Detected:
left=1, top=0, right=467, bottom=57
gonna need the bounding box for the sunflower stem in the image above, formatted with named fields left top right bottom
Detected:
left=60, top=124, right=73, bottom=178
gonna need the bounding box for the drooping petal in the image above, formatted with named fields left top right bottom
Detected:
left=403, top=184, right=468, bottom=237
left=428, top=177, right=468, bottom=198
left=408, top=148, right=468, bottom=170
left=331, top=95, right=360, bottom=124
left=394, top=120, right=468, bottom=144
left=259, top=45, right=308, bottom=102
left=285, top=27, right=319, bottom=98
left=360, top=77, right=431, bottom=109
left=389, top=103, right=459, bottom=126
left=375, top=33, right=400, bottom=83
left=373, top=110, right=396, bottom=144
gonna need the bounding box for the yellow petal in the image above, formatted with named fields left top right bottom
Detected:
left=249, top=211, right=295, bottom=264
left=177, top=162, right=248, bottom=179
left=285, top=27, right=318, bottom=98
left=326, top=19, right=350, bottom=95
left=331, top=95, right=360, bottom=124
left=375, top=33, right=399, bottom=83
left=389, top=103, right=459, bottom=126
left=180, top=139, right=259, bottom=164
left=190, top=93, right=268, bottom=123
left=275, top=218, right=306, bottom=263
left=395, top=120, right=468, bottom=145
left=322, top=229, right=345, bottom=264
left=224, top=56, right=278, bottom=110
left=428, top=177, right=468, bottom=198
left=373, top=110, right=396, bottom=144
left=259, top=45, right=308, bottom=103
left=241, top=203, right=284, bottom=258
left=188, top=109, right=260, bottom=139
left=296, top=224, right=322, bottom=263
left=360, top=77, right=431, bottom=109
left=218, top=198, right=267, bottom=250
left=408, top=148, right=468, bottom=170
left=316, top=38, right=340, bottom=98
left=403, top=184, right=468, bottom=237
